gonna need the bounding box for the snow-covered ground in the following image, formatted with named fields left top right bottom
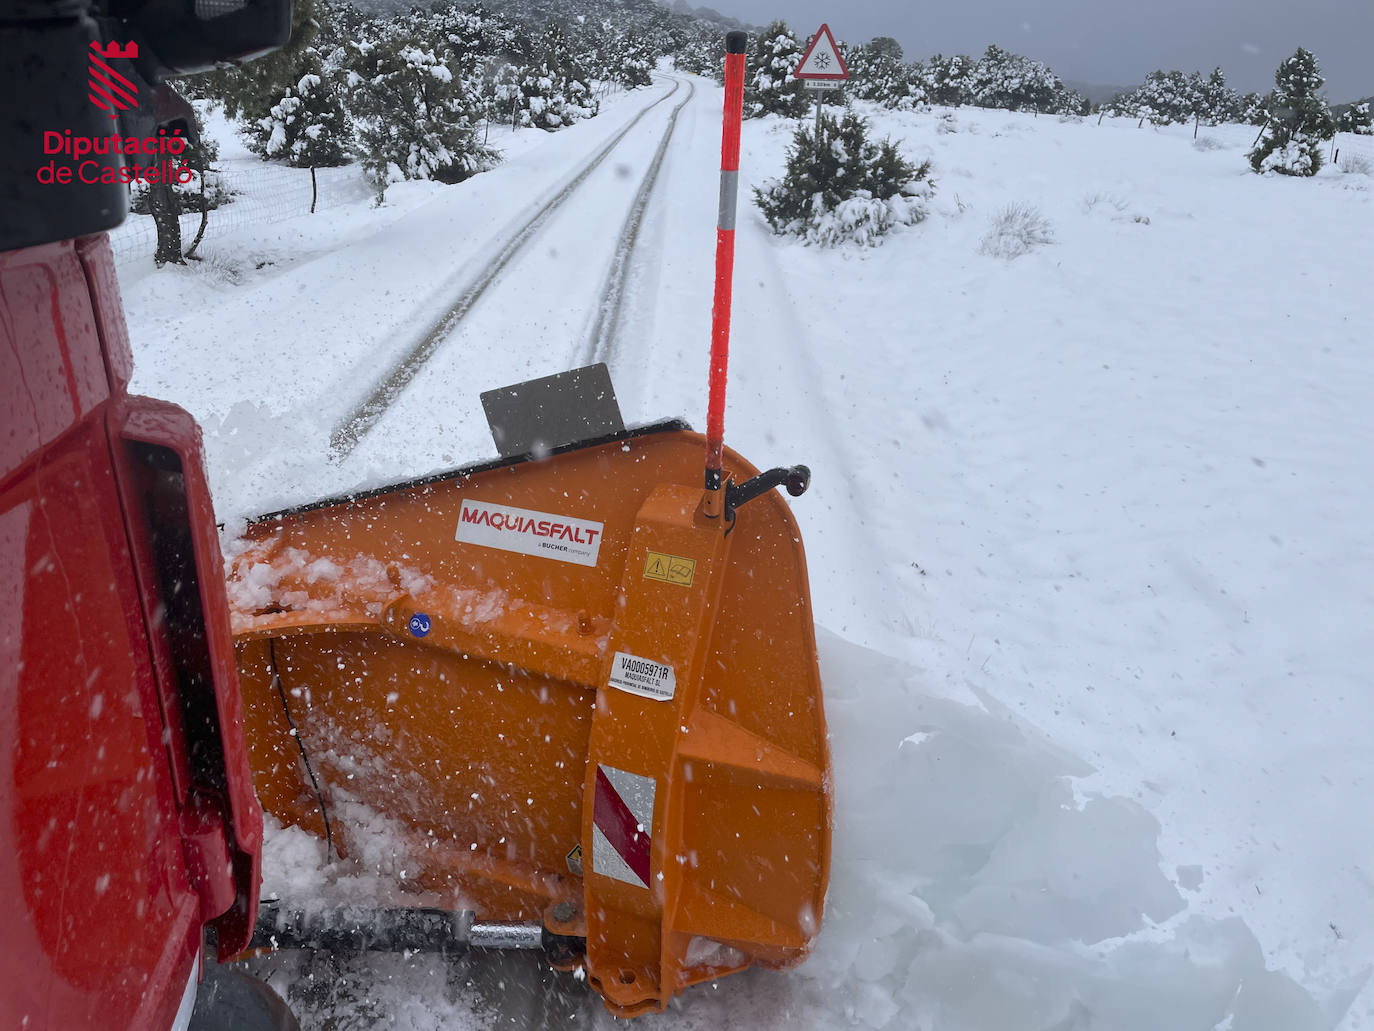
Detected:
left=117, top=75, right=1374, bottom=1030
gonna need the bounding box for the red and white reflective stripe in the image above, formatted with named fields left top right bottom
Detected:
left=591, top=764, right=656, bottom=888
left=706, top=33, right=748, bottom=489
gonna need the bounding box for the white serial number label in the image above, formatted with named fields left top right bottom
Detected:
left=455, top=499, right=603, bottom=567
left=607, top=652, right=676, bottom=702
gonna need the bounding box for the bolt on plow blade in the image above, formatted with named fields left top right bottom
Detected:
left=227, top=422, right=832, bottom=1016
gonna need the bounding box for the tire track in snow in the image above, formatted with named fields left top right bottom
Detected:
left=581, top=78, right=696, bottom=367
left=329, top=76, right=685, bottom=458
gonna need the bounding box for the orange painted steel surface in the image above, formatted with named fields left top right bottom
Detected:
left=226, top=427, right=831, bottom=1016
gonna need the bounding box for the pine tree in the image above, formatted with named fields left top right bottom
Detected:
left=921, top=53, right=974, bottom=107
left=500, top=25, right=598, bottom=131
left=744, top=21, right=808, bottom=119
left=847, top=40, right=913, bottom=108
left=1198, top=67, right=1240, bottom=123
left=1336, top=100, right=1372, bottom=135
left=967, top=44, right=1068, bottom=113
left=350, top=33, right=496, bottom=199
left=250, top=50, right=354, bottom=212
left=754, top=111, right=934, bottom=246
left=1249, top=47, right=1336, bottom=176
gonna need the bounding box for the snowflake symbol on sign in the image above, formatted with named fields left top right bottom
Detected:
left=814, top=52, right=832, bottom=70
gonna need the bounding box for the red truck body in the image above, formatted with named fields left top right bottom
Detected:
left=1, top=234, right=264, bottom=1029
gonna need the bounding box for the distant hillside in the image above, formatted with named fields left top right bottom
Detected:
left=1062, top=80, right=1131, bottom=105
left=667, top=0, right=744, bottom=28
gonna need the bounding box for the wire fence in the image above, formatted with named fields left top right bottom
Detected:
left=1093, top=114, right=1374, bottom=169
left=107, top=159, right=374, bottom=266
left=108, top=100, right=1372, bottom=268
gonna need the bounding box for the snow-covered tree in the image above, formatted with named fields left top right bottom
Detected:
left=1337, top=100, right=1372, bottom=135
left=1249, top=47, right=1336, bottom=176
left=744, top=21, right=808, bottom=119
left=969, top=44, right=1064, bottom=112
left=1238, top=91, right=1268, bottom=125
left=847, top=40, right=912, bottom=107
left=496, top=26, right=597, bottom=131
left=1198, top=67, right=1240, bottom=123
left=754, top=111, right=934, bottom=246
left=669, top=20, right=723, bottom=81
left=599, top=27, right=657, bottom=89
left=350, top=34, right=496, bottom=199
left=920, top=53, right=974, bottom=107
left=1108, top=69, right=1202, bottom=125
left=249, top=50, right=353, bottom=212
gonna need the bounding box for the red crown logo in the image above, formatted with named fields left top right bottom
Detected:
left=88, top=40, right=140, bottom=119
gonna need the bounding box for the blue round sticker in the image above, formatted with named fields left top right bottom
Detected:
left=408, top=613, right=432, bottom=638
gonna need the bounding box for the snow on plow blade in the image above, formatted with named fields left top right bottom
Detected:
left=227, top=421, right=831, bottom=1016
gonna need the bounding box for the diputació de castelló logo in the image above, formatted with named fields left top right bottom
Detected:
left=35, top=40, right=193, bottom=186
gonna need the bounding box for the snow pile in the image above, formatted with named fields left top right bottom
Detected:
left=800, top=632, right=1332, bottom=1031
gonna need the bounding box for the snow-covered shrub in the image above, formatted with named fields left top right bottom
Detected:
left=753, top=111, right=934, bottom=247
left=1336, top=100, right=1372, bottom=135
left=1338, top=153, right=1372, bottom=176
left=1248, top=48, right=1336, bottom=177
left=1193, top=135, right=1226, bottom=151
left=968, top=44, right=1079, bottom=113
left=936, top=111, right=959, bottom=134
left=495, top=26, right=598, bottom=131
left=1082, top=191, right=1127, bottom=214
left=847, top=37, right=921, bottom=109
left=744, top=21, right=809, bottom=119
left=350, top=36, right=497, bottom=199
left=920, top=53, right=975, bottom=107
left=978, top=203, right=1053, bottom=259
left=249, top=50, right=353, bottom=180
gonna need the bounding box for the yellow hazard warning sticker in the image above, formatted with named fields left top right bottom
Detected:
left=644, top=550, right=695, bottom=587
left=565, top=843, right=584, bottom=877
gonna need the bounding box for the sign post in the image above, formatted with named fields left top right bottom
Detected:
left=793, top=23, right=849, bottom=143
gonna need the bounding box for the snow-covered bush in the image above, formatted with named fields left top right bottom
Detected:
left=1336, top=100, right=1372, bottom=135
left=754, top=111, right=934, bottom=247
left=978, top=203, right=1053, bottom=259
left=1249, top=48, right=1336, bottom=176
left=1337, top=153, right=1372, bottom=176
left=249, top=50, right=353, bottom=182
left=495, top=25, right=598, bottom=131
left=744, top=21, right=808, bottom=119
left=969, top=44, right=1078, bottom=114
left=847, top=37, right=922, bottom=109
left=1193, top=135, right=1226, bottom=151
left=920, top=53, right=975, bottom=107
left=349, top=36, right=496, bottom=199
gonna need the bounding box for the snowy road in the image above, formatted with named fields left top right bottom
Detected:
left=119, top=76, right=1374, bottom=1031
left=332, top=74, right=695, bottom=456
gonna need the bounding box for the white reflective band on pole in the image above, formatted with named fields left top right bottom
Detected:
left=717, top=169, right=739, bottom=231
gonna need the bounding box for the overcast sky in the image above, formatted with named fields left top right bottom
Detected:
left=700, top=0, right=1374, bottom=101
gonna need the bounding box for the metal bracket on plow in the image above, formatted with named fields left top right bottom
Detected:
left=250, top=901, right=583, bottom=960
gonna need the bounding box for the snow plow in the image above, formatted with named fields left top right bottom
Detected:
left=226, top=33, right=831, bottom=1018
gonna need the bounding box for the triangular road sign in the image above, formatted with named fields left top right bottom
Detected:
left=794, top=23, right=850, bottom=80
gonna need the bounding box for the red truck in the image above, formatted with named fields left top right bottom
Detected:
left=2, top=1, right=295, bottom=1027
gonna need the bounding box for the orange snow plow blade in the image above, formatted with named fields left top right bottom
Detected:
left=227, top=421, right=831, bottom=1016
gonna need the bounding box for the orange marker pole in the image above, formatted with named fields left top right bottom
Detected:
left=704, top=30, right=748, bottom=517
